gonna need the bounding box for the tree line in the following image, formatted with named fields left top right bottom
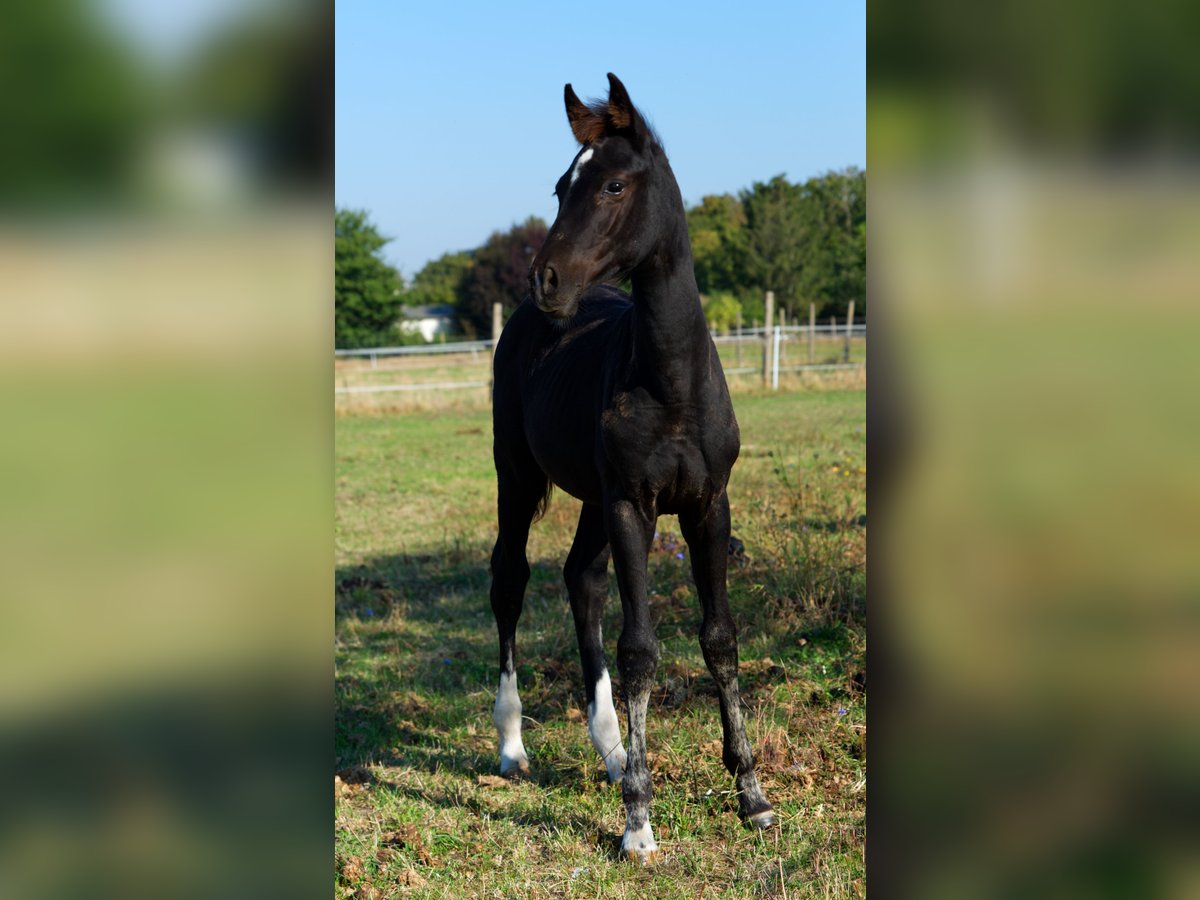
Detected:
left=336, top=168, right=864, bottom=349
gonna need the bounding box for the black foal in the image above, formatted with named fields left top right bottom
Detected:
left=489, top=74, right=774, bottom=863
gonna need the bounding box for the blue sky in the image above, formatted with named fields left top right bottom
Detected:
left=336, top=1, right=865, bottom=279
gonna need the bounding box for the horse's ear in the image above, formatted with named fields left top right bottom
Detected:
left=605, top=73, right=647, bottom=147
left=565, top=84, right=604, bottom=145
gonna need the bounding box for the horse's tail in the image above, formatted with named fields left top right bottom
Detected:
left=532, top=477, right=554, bottom=523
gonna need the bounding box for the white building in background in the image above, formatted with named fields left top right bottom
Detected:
left=399, top=304, right=456, bottom=342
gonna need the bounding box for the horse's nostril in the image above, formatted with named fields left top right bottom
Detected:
left=544, top=265, right=559, bottom=295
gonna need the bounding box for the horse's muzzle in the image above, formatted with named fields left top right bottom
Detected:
left=530, top=263, right=576, bottom=319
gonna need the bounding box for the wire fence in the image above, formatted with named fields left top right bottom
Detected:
left=335, top=340, right=493, bottom=366
left=335, top=321, right=864, bottom=408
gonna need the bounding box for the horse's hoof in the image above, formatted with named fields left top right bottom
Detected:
left=499, top=755, right=530, bottom=779
left=623, top=847, right=661, bottom=866
left=748, top=808, right=777, bottom=829
left=620, top=822, right=659, bottom=864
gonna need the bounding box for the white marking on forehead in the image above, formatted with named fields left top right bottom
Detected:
left=569, top=147, right=595, bottom=186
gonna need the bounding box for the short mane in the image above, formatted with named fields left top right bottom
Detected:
left=578, top=98, right=663, bottom=148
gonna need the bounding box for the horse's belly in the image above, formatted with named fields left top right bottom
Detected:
left=523, top=388, right=604, bottom=505
left=541, top=460, right=602, bottom=505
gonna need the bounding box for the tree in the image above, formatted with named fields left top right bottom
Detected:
left=179, top=1, right=330, bottom=188
left=741, top=175, right=810, bottom=314
left=1, top=0, right=149, bottom=207
left=793, top=168, right=866, bottom=319
left=404, top=251, right=473, bottom=310
left=702, top=292, right=743, bottom=333
left=687, top=194, right=748, bottom=297
left=459, top=216, right=547, bottom=336
left=335, top=208, right=404, bottom=349
left=736, top=169, right=866, bottom=321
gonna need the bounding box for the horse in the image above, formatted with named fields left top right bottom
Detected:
left=488, top=73, right=775, bottom=864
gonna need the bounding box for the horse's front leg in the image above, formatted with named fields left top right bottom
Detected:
left=604, top=497, right=660, bottom=864
left=680, top=491, right=775, bottom=827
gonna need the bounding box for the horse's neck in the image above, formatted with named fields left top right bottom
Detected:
left=629, top=223, right=711, bottom=402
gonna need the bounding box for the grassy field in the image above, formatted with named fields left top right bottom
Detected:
left=335, top=386, right=866, bottom=898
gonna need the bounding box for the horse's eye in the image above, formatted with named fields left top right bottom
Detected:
left=604, top=181, right=625, bottom=195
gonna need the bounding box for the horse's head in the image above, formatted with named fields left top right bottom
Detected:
left=530, top=73, right=676, bottom=319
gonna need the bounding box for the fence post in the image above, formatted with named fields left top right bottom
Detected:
left=491, top=302, right=503, bottom=394
left=772, top=324, right=782, bottom=390
left=735, top=308, right=743, bottom=367
left=762, top=291, right=774, bottom=387
left=808, top=302, right=816, bottom=365
left=844, top=300, right=855, bottom=364
left=778, top=302, right=788, bottom=367
left=492, top=302, right=503, bottom=360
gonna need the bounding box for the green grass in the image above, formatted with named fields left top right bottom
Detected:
left=335, top=388, right=865, bottom=898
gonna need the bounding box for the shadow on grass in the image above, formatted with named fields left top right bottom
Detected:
left=336, top=545, right=599, bottom=781
left=337, top=547, right=484, bottom=770
left=336, top=539, right=865, bottom=788
left=368, top=773, right=614, bottom=840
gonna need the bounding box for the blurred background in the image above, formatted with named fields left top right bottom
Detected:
left=3, top=0, right=1199, bottom=896
left=869, top=0, right=1200, bottom=896
left=0, top=0, right=331, bottom=896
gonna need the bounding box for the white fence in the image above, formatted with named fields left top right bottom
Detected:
left=335, top=323, right=864, bottom=396
left=335, top=339, right=493, bottom=368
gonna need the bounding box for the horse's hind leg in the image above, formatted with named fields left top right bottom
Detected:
left=680, top=492, right=775, bottom=827
left=489, top=461, right=546, bottom=777
left=564, top=503, right=626, bottom=783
